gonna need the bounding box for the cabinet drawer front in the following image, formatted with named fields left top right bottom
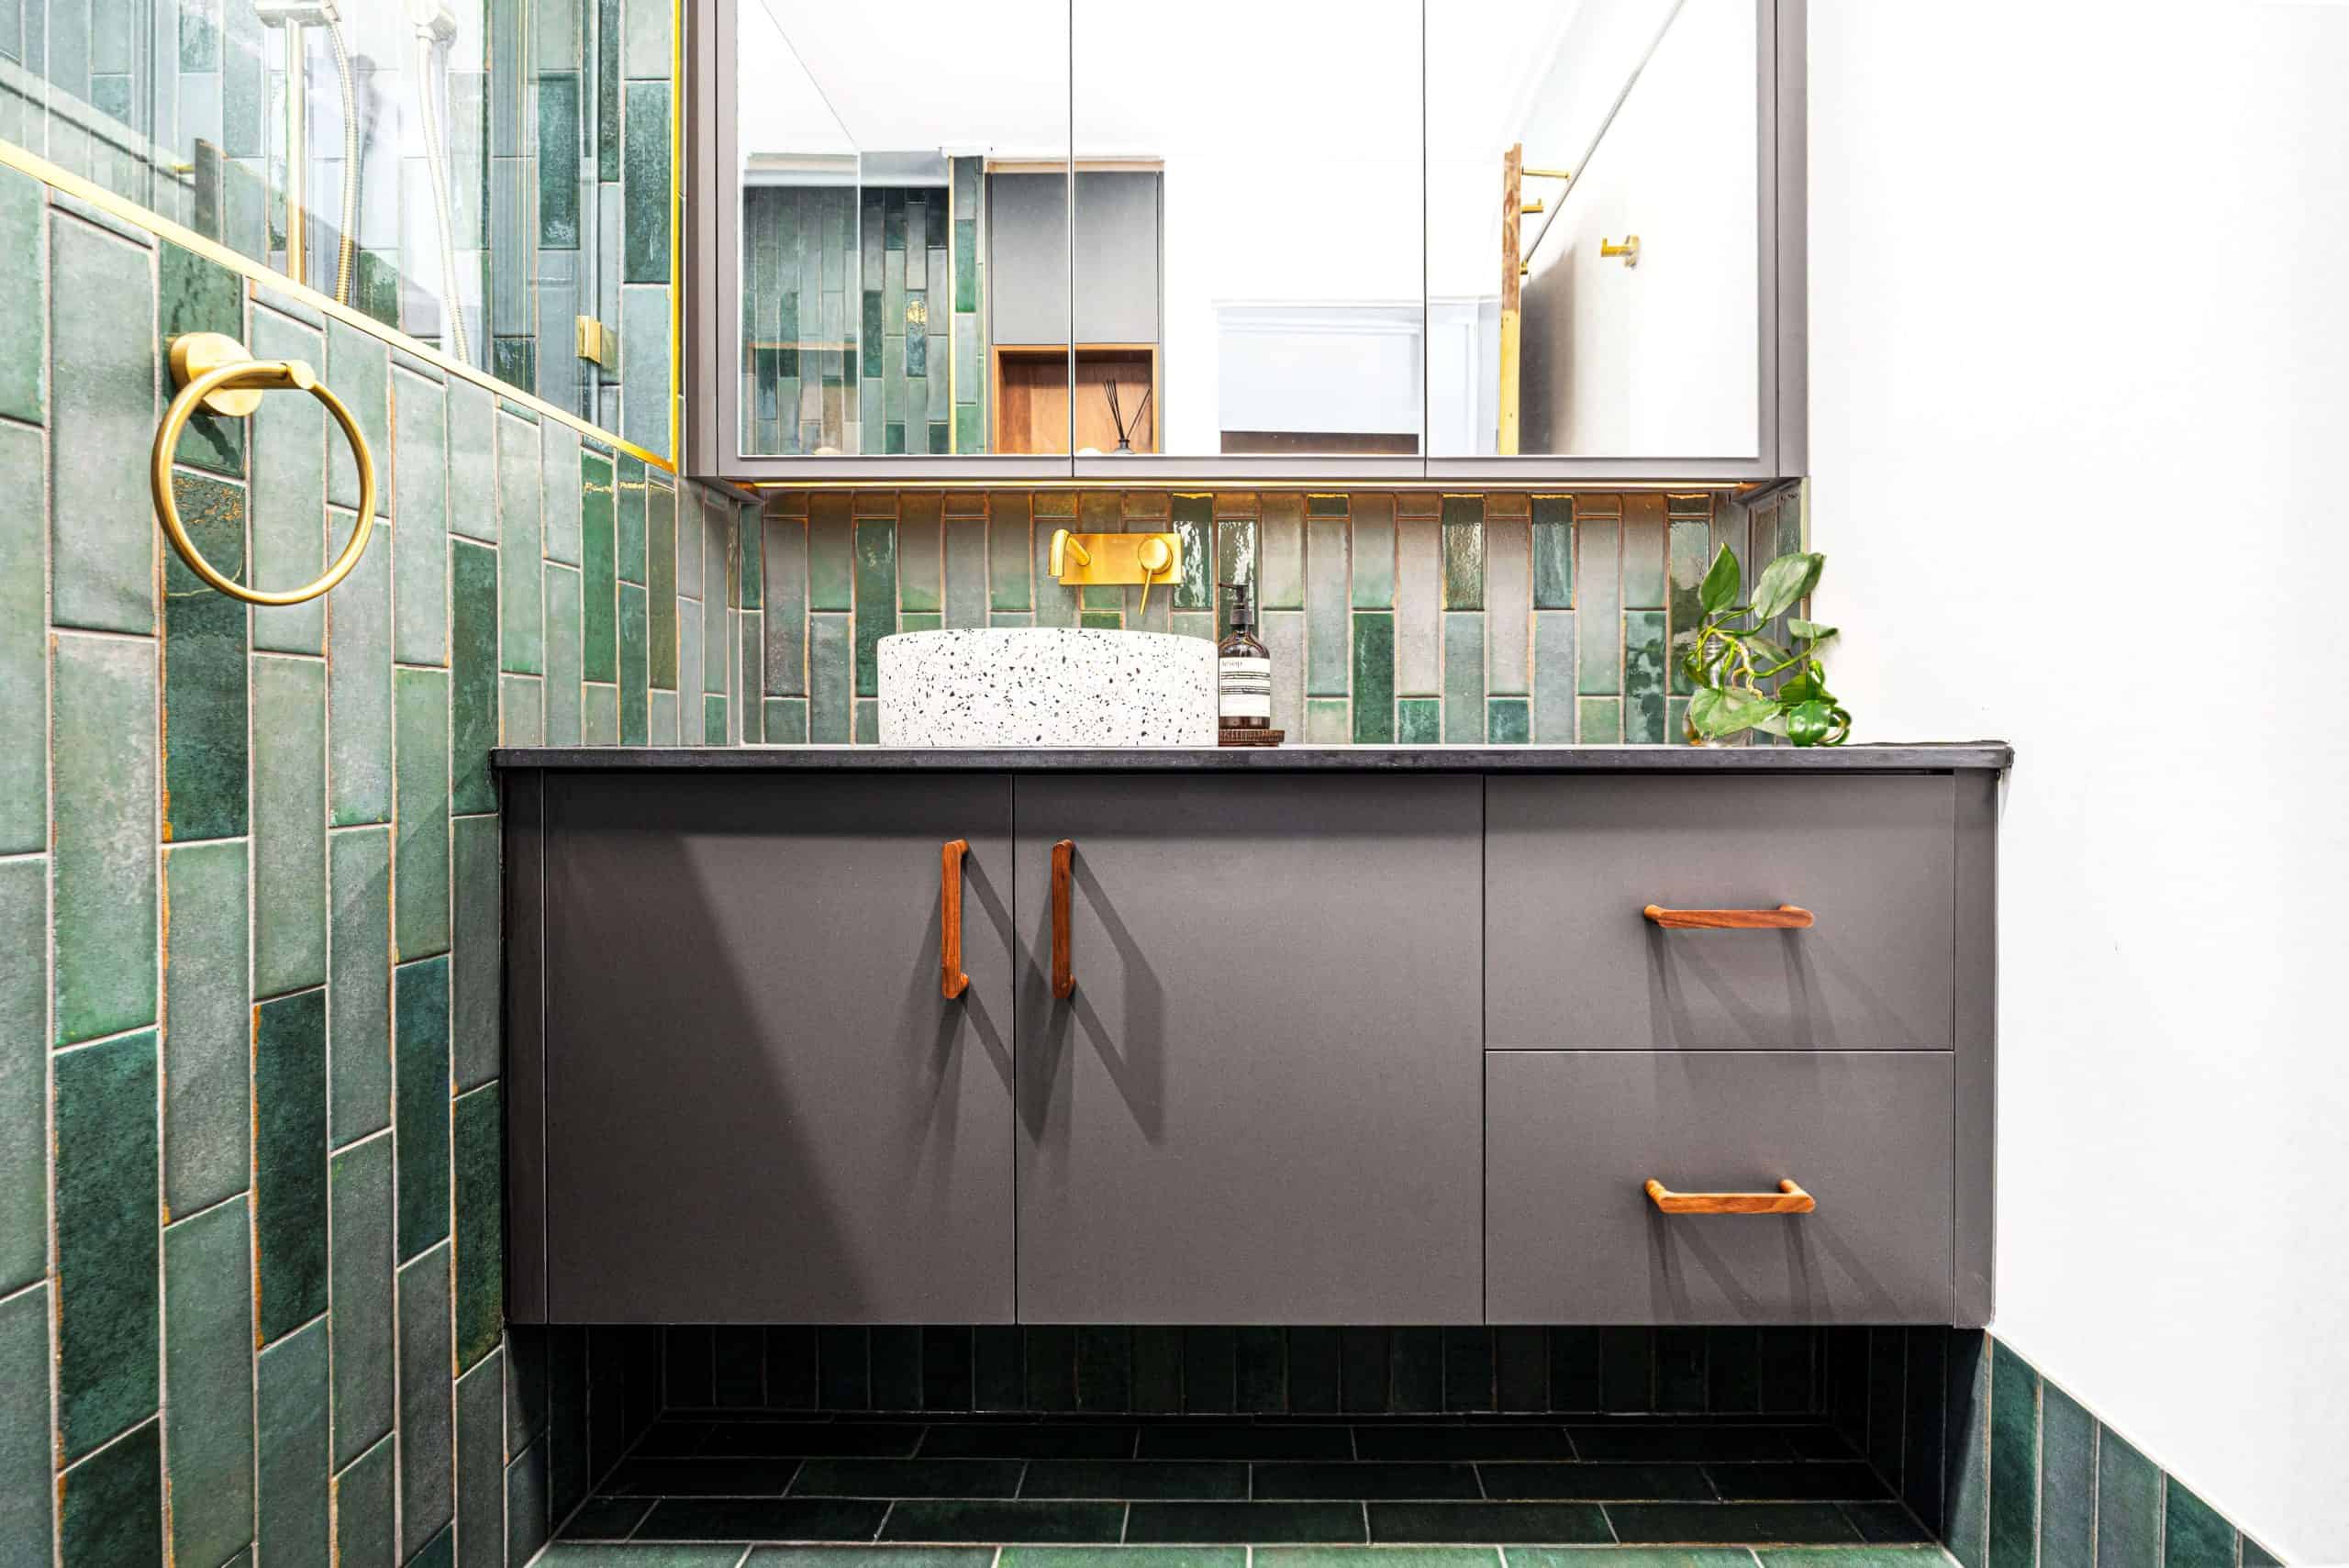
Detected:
left=1486, top=1051, right=1954, bottom=1324
left=1486, top=774, right=1955, bottom=1050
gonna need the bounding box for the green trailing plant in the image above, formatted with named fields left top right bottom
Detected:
left=1675, top=545, right=1852, bottom=746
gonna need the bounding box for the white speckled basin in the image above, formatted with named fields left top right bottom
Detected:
left=878, top=628, right=1219, bottom=747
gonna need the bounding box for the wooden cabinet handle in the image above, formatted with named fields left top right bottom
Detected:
left=1645, top=1178, right=1815, bottom=1215
left=1050, top=840, right=1075, bottom=998
left=941, top=840, right=970, bottom=1000
left=1642, top=904, right=1814, bottom=929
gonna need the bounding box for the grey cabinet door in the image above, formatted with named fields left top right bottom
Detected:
left=1014, top=775, right=1484, bottom=1324
left=1486, top=1051, right=1955, bottom=1325
left=539, top=773, right=1017, bottom=1323
left=1485, top=774, right=1956, bottom=1050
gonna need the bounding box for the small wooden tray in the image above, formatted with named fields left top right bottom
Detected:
left=1218, top=728, right=1285, bottom=748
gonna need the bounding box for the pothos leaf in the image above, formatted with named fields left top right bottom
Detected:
left=1787, top=617, right=1838, bottom=642
left=1750, top=551, right=1826, bottom=624
left=1698, top=544, right=1741, bottom=617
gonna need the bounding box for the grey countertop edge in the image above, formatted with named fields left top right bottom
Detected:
left=493, top=742, right=2014, bottom=773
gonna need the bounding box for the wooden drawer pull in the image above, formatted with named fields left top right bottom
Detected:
left=1051, top=839, right=1075, bottom=998
left=1645, top=1178, right=1815, bottom=1216
left=941, top=840, right=970, bottom=1000
left=1643, top=904, right=1815, bottom=929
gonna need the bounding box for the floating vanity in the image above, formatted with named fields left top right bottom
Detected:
left=495, top=744, right=2007, bottom=1333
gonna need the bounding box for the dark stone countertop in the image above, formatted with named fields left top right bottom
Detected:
left=493, top=742, right=2013, bottom=773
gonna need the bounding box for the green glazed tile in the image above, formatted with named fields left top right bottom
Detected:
left=500, top=414, right=546, bottom=673
left=53, top=633, right=158, bottom=1044
left=1166, top=495, right=1211, bottom=612
left=253, top=987, right=328, bottom=1342
left=1004, top=1553, right=1244, bottom=1568
left=50, top=217, right=156, bottom=635
left=258, top=1317, right=330, bottom=1565
left=1441, top=495, right=1485, bottom=611
left=738, top=499, right=767, bottom=612
left=1267, top=1555, right=1492, bottom=1568
left=1532, top=612, right=1575, bottom=743
left=621, top=584, right=651, bottom=743
left=399, top=1243, right=455, bottom=1556
left=650, top=483, right=680, bottom=688
left=0, top=1284, right=53, bottom=1562
left=758, top=517, right=807, bottom=695
left=1512, top=1553, right=1753, bottom=1568
left=1394, top=510, right=1440, bottom=693
left=1352, top=612, right=1395, bottom=743
left=1667, top=520, right=1709, bottom=695
left=623, top=82, right=672, bottom=283
left=546, top=564, right=584, bottom=745
left=1034, top=517, right=1080, bottom=629
left=807, top=497, right=857, bottom=613
left=853, top=698, right=878, bottom=744
left=162, top=840, right=250, bottom=1215
left=543, top=423, right=584, bottom=567
left=252, top=655, right=328, bottom=995
left=620, top=286, right=673, bottom=461
left=1305, top=698, right=1351, bottom=744
left=451, top=539, right=500, bottom=814
left=1666, top=697, right=1690, bottom=747
left=1945, top=1331, right=1991, bottom=1568
left=1397, top=696, right=1441, bottom=745
left=326, top=319, right=390, bottom=517
left=1259, top=494, right=1304, bottom=609
left=585, top=684, right=622, bottom=746
left=159, top=242, right=244, bottom=476
left=1350, top=494, right=1396, bottom=608
left=501, top=673, right=544, bottom=746
left=900, top=611, right=943, bottom=634
left=887, top=1500, right=1130, bottom=1544
left=557, top=1548, right=747, bottom=1567
left=1489, top=698, right=1531, bottom=744
left=165, top=1196, right=255, bottom=1568
left=450, top=814, right=499, bottom=1093
left=854, top=519, right=898, bottom=698
left=1442, top=613, right=1485, bottom=743
left=1623, top=497, right=1667, bottom=608
left=1757, top=1555, right=1945, bottom=1568
left=2039, top=1380, right=2095, bottom=1568
left=2163, top=1480, right=2230, bottom=1568
left=702, top=514, right=730, bottom=694
left=335, top=1436, right=396, bottom=1568
left=2241, top=1540, right=2282, bottom=1568
left=453, top=1084, right=504, bottom=1371
left=540, top=69, right=582, bottom=245
left=1531, top=495, right=1572, bottom=609
left=1576, top=519, right=1620, bottom=694
left=941, top=511, right=987, bottom=629
left=1606, top=1504, right=1856, bottom=1546
left=954, top=404, right=983, bottom=454
left=1304, top=509, right=1350, bottom=694
left=456, top=1350, right=507, bottom=1567
left=582, top=450, right=618, bottom=683
left=448, top=381, right=497, bottom=543
left=507, top=1440, right=551, bottom=1568
left=54, top=1029, right=161, bottom=1460
left=1624, top=611, right=1667, bottom=745
left=1578, top=697, right=1621, bottom=744
left=247, top=307, right=327, bottom=654
left=1264, top=611, right=1305, bottom=735
left=0, top=422, right=42, bottom=853
left=395, top=957, right=451, bottom=1262
left=393, top=670, right=451, bottom=960
left=393, top=368, right=450, bottom=665
left=899, top=493, right=942, bottom=612
left=58, top=1417, right=162, bottom=1567
left=1988, top=1340, right=2038, bottom=1568
left=0, top=169, right=42, bottom=422
left=1080, top=610, right=1123, bottom=630
left=0, top=862, right=43, bottom=1291
left=329, top=1131, right=395, bottom=1470
left=328, top=511, right=393, bottom=826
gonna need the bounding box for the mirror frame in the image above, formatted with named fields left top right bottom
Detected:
left=684, top=0, right=1804, bottom=485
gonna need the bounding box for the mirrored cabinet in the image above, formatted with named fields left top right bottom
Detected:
left=691, top=0, right=1803, bottom=482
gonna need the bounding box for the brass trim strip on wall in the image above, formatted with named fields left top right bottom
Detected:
left=0, top=135, right=679, bottom=473
left=741, top=479, right=1753, bottom=495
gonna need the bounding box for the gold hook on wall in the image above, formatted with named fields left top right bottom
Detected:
left=1601, top=234, right=1642, bottom=267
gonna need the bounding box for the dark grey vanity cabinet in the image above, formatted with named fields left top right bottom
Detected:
left=1011, top=775, right=1485, bottom=1325
left=507, top=772, right=1019, bottom=1324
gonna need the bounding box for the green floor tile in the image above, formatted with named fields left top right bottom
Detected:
left=164, top=1196, right=254, bottom=1568
left=162, top=840, right=250, bottom=1216
left=54, top=1028, right=160, bottom=1460
left=1509, top=1552, right=1754, bottom=1568
left=253, top=986, right=328, bottom=1343
left=52, top=633, right=157, bottom=1045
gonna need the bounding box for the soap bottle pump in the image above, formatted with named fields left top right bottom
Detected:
left=1217, top=581, right=1271, bottom=733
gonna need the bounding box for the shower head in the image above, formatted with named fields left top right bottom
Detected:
left=252, top=0, right=339, bottom=23
left=407, top=0, right=457, bottom=43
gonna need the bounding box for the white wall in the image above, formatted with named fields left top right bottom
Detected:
left=1805, top=6, right=2349, bottom=1560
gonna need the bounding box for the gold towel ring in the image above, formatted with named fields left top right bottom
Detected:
left=150, top=332, right=378, bottom=606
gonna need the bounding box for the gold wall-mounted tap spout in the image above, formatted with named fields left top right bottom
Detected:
left=1047, top=529, right=1182, bottom=613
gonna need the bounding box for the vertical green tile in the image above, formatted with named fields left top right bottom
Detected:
left=1442, top=612, right=1485, bottom=743
left=1033, top=512, right=1079, bottom=629
left=247, top=307, right=327, bottom=655
left=257, top=1317, right=330, bottom=1567
left=0, top=1284, right=54, bottom=1562
left=1441, top=495, right=1484, bottom=610
left=1578, top=697, right=1621, bottom=743
left=1576, top=517, right=1620, bottom=694
left=1256, top=493, right=1303, bottom=609
left=51, top=216, right=156, bottom=634
left=1079, top=610, right=1123, bottom=630
left=394, top=670, right=451, bottom=960
left=326, top=320, right=390, bottom=517
left=1623, top=495, right=1667, bottom=608
left=1667, top=696, right=1690, bottom=746
left=1350, top=493, right=1395, bottom=608
left=2040, top=1381, right=2096, bottom=1568
left=763, top=515, right=808, bottom=693
left=581, top=450, right=618, bottom=683
left=1668, top=519, right=1710, bottom=696
left=54, top=633, right=158, bottom=1044
left=395, top=956, right=451, bottom=1262
left=448, top=382, right=497, bottom=543
left=739, top=498, right=766, bottom=611
left=1531, top=495, right=1573, bottom=608
left=1169, top=494, right=1212, bottom=612
left=394, top=368, right=450, bottom=666
left=328, top=512, right=393, bottom=826
left=1988, top=1340, right=2038, bottom=1568
left=1214, top=517, right=1257, bottom=634
left=498, top=414, right=545, bottom=673
left=1305, top=506, right=1349, bottom=695
left=165, top=1196, right=255, bottom=1568
left=328, top=1131, right=394, bottom=1470
left=542, top=423, right=584, bottom=567
left=1394, top=506, right=1440, bottom=694
left=162, top=840, right=250, bottom=1216
left=585, top=685, right=622, bottom=746
left=1533, top=611, right=1576, bottom=743
left=2096, top=1425, right=2161, bottom=1568
left=58, top=1417, right=162, bottom=1567
left=1489, top=697, right=1531, bottom=744
left=161, top=473, right=250, bottom=841
left=545, top=564, right=584, bottom=745
left=400, top=1243, right=455, bottom=1557
left=852, top=697, right=878, bottom=744
left=807, top=615, right=852, bottom=742
left=1486, top=506, right=1531, bottom=695
left=453, top=1084, right=503, bottom=1372
left=0, top=169, right=44, bottom=423
left=455, top=1350, right=507, bottom=1568
left=622, top=82, right=672, bottom=281
left=808, top=494, right=852, bottom=611
left=620, top=583, right=650, bottom=743
left=898, top=493, right=941, bottom=612
left=1302, top=698, right=1349, bottom=743
left=854, top=517, right=897, bottom=698
left=702, top=506, right=731, bottom=696
left=252, top=655, right=328, bottom=995
left=0, top=422, right=43, bottom=855
left=649, top=481, right=679, bottom=689
left=54, top=1028, right=161, bottom=1460
left=764, top=698, right=809, bottom=743
left=253, top=986, right=328, bottom=1342
left=451, top=815, right=499, bottom=1092
left=1625, top=610, right=1667, bottom=744
left=1945, top=1331, right=1991, bottom=1568
left=942, top=511, right=987, bottom=630
left=335, top=1437, right=396, bottom=1568
left=451, top=539, right=499, bottom=814
left=1352, top=611, right=1394, bottom=743
left=0, top=862, right=44, bottom=1293
left=2163, top=1482, right=2231, bottom=1568
left=327, top=828, right=391, bottom=1151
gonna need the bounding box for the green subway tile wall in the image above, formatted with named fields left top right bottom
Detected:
left=754, top=486, right=1801, bottom=745
left=0, top=165, right=741, bottom=1566
left=1820, top=1329, right=2285, bottom=1568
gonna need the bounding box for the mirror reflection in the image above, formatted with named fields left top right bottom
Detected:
left=1429, top=0, right=1761, bottom=458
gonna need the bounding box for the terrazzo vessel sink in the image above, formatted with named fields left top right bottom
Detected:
left=876, top=627, right=1218, bottom=746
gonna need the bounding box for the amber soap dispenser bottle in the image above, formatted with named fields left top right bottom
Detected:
left=1217, top=581, right=1274, bottom=740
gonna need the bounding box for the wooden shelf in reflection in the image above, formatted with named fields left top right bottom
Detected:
left=991, top=344, right=1159, bottom=455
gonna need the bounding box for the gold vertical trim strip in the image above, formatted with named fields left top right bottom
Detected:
left=669, top=0, right=685, bottom=471
left=283, top=24, right=306, bottom=288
